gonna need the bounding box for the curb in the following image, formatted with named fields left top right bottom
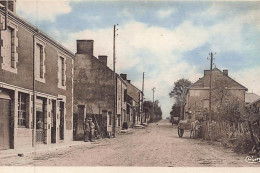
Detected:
left=0, top=141, right=91, bottom=159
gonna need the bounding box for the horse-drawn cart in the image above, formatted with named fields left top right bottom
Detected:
left=177, top=119, right=201, bottom=138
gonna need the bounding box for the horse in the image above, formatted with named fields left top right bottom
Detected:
left=190, top=120, right=201, bottom=139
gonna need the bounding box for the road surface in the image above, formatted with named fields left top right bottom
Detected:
left=0, top=120, right=258, bottom=166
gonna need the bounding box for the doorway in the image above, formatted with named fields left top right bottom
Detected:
left=51, top=100, right=56, bottom=143
left=36, top=98, right=44, bottom=143
left=59, top=102, right=64, bottom=140
left=0, top=97, right=12, bottom=150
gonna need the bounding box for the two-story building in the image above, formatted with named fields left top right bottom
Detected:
left=116, top=74, right=127, bottom=131
left=0, top=1, right=74, bottom=150
left=74, top=40, right=124, bottom=139
left=184, top=68, right=248, bottom=120
left=120, top=74, right=143, bottom=127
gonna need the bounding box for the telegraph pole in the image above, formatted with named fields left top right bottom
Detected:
left=152, top=87, right=156, bottom=119
left=32, top=29, right=39, bottom=148
left=113, top=24, right=118, bottom=137
left=141, top=72, right=145, bottom=123
left=208, top=52, right=214, bottom=121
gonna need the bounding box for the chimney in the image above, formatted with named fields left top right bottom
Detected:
left=223, top=70, right=228, bottom=76
left=127, top=80, right=131, bottom=84
left=120, top=74, right=127, bottom=80
left=98, top=55, right=107, bottom=66
left=76, top=40, right=94, bottom=55
left=204, top=70, right=210, bottom=76
left=0, top=0, right=16, bottom=13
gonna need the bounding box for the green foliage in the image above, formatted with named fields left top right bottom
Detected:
left=143, top=100, right=162, bottom=122
left=170, top=104, right=181, bottom=117
left=169, top=78, right=192, bottom=106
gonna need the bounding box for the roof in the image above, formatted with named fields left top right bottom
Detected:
left=0, top=9, right=75, bottom=58
left=190, top=67, right=248, bottom=91
left=245, top=93, right=260, bottom=104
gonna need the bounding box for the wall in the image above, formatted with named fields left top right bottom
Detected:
left=186, top=68, right=247, bottom=120
left=74, top=54, right=115, bottom=115
left=0, top=13, right=74, bottom=149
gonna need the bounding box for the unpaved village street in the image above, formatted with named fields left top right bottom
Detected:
left=1, top=120, right=259, bottom=167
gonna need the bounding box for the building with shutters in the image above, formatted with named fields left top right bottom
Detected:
left=0, top=1, right=74, bottom=150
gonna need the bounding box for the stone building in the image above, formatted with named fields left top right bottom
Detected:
left=0, top=2, right=74, bottom=150
left=116, top=74, right=127, bottom=130
left=74, top=40, right=126, bottom=139
left=184, top=68, right=248, bottom=120
left=120, top=74, right=143, bottom=127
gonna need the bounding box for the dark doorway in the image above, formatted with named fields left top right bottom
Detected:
left=51, top=100, right=56, bottom=143
left=0, top=98, right=12, bottom=150
left=59, top=102, right=64, bottom=140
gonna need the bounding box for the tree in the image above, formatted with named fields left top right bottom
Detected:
left=143, top=100, right=162, bottom=122
left=170, top=104, right=181, bottom=117
left=169, top=78, right=192, bottom=106
left=169, top=78, right=192, bottom=120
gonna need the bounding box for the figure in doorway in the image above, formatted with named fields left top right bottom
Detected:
left=83, top=117, right=90, bottom=142
left=89, top=118, right=96, bottom=142
left=37, top=119, right=43, bottom=129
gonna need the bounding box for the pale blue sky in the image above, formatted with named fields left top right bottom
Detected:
left=17, top=0, right=260, bottom=118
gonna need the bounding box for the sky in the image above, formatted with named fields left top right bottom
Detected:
left=16, top=0, right=260, bottom=118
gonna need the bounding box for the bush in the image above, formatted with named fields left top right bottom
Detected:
left=232, top=134, right=254, bottom=154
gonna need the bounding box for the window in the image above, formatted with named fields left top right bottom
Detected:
left=18, top=93, right=27, bottom=127
left=1, top=26, right=18, bottom=73
left=34, top=39, right=46, bottom=82
left=58, top=56, right=66, bottom=88
left=36, top=44, right=44, bottom=79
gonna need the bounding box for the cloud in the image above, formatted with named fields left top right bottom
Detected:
left=233, top=68, right=260, bottom=95
left=17, top=0, right=76, bottom=22
left=22, top=1, right=259, bottom=117
left=157, top=8, right=177, bottom=19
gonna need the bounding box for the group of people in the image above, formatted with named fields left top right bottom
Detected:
left=83, top=117, right=96, bottom=142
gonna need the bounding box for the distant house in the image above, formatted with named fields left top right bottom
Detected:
left=184, top=68, right=248, bottom=120
left=120, top=74, right=144, bottom=127
left=246, top=93, right=260, bottom=114
left=245, top=93, right=260, bottom=105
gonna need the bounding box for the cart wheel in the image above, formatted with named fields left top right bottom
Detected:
left=178, top=128, right=184, bottom=138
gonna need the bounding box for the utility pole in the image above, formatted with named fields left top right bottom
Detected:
left=4, top=0, right=8, bottom=30
left=152, top=87, right=156, bottom=120
left=113, top=24, right=118, bottom=137
left=32, top=30, right=39, bottom=148
left=208, top=52, right=215, bottom=122
left=141, top=72, right=145, bottom=123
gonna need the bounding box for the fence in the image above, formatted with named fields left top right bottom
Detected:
left=201, top=121, right=248, bottom=141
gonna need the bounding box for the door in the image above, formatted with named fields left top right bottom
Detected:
left=0, top=98, right=11, bottom=150
left=36, top=98, right=44, bottom=143
left=59, top=102, right=64, bottom=140
left=51, top=100, right=56, bottom=143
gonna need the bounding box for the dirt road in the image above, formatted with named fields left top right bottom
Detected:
left=1, top=120, right=259, bottom=166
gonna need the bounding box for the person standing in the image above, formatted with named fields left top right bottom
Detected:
left=89, top=118, right=95, bottom=142
left=83, top=117, right=90, bottom=142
